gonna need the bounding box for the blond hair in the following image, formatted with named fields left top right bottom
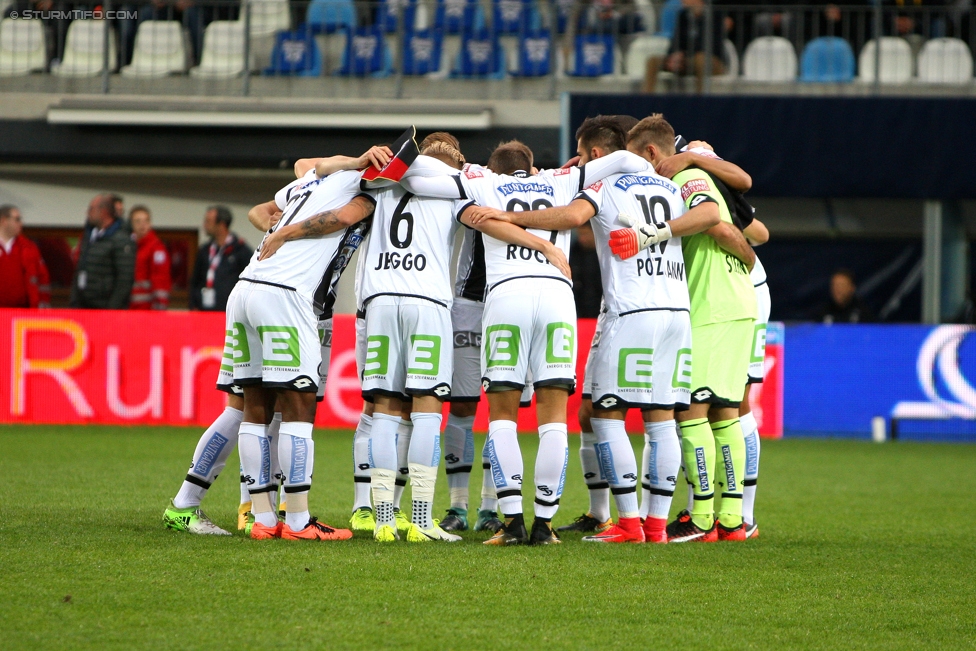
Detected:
left=627, top=114, right=676, bottom=157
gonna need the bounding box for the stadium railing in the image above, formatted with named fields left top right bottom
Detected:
left=0, top=2, right=974, bottom=98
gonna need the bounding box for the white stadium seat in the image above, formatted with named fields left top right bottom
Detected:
left=917, top=37, right=973, bottom=84
left=53, top=19, right=117, bottom=77
left=716, top=39, right=739, bottom=79
left=121, top=21, right=188, bottom=77
left=0, top=18, right=47, bottom=76
left=858, top=37, right=913, bottom=84
left=190, top=21, right=246, bottom=78
left=624, top=34, right=669, bottom=80
left=742, top=36, right=797, bottom=82
left=243, top=0, right=292, bottom=36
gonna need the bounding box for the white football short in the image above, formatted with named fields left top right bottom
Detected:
left=481, top=278, right=577, bottom=393
left=587, top=309, right=692, bottom=411
left=316, top=317, right=333, bottom=401
left=748, top=282, right=771, bottom=383
left=361, top=295, right=453, bottom=400
left=450, top=296, right=484, bottom=402
left=580, top=308, right=607, bottom=400
left=223, top=280, right=321, bottom=392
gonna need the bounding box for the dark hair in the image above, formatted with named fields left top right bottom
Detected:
left=575, top=115, right=627, bottom=154
left=0, top=204, right=17, bottom=220
left=129, top=204, right=151, bottom=220
left=487, top=140, right=533, bottom=176
left=833, top=268, right=856, bottom=283
left=612, top=115, right=639, bottom=133
left=208, top=205, right=233, bottom=227
left=627, top=113, right=676, bottom=157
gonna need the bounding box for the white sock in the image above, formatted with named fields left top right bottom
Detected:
left=408, top=412, right=442, bottom=529
left=479, top=439, right=498, bottom=512
left=239, top=421, right=275, bottom=526
left=534, top=422, right=569, bottom=520
left=444, top=413, right=475, bottom=510
left=278, top=421, right=314, bottom=530
left=394, top=418, right=413, bottom=509
left=639, top=436, right=651, bottom=519
left=369, top=413, right=400, bottom=527
left=174, top=406, right=243, bottom=509
left=741, top=411, right=761, bottom=525
left=239, top=465, right=250, bottom=506
left=267, top=412, right=283, bottom=511
left=580, top=430, right=611, bottom=522
left=486, top=420, right=522, bottom=516
left=642, top=420, right=681, bottom=520
left=590, top=418, right=638, bottom=518
left=352, top=413, right=373, bottom=511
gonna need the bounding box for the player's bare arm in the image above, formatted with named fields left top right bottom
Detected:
left=656, top=152, right=752, bottom=192
left=744, top=217, right=769, bottom=245
left=707, top=221, right=756, bottom=269
left=314, top=146, right=393, bottom=178
left=459, top=206, right=572, bottom=280
left=466, top=198, right=595, bottom=230
left=294, top=158, right=324, bottom=178
left=248, top=200, right=280, bottom=232
left=257, top=195, right=375, bottom=261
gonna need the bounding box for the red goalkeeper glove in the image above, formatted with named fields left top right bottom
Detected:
left=608, top=213, right=673, bottom=259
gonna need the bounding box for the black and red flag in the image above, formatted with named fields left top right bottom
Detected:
left=361, top=125, right=419, bottom=188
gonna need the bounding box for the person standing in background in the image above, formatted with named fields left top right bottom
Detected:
left=0, top=204, right=51, bottom=308
left=129, top=205, right=172, bottom=310
left=70, top=194, right=135, bottom=310
left=820, top=269, right=873, bottom=324
left=189, top=206, right=252, bottom=312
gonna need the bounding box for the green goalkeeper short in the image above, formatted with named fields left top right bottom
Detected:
left=689, top=318, right=753, bottom=408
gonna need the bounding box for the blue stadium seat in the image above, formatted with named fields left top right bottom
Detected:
left=402, top=28, right=443, bottom=75
left=264, top=29, right=322, bottom=75
left=551, top=0, right=573, bottom=34
left=493, top=0, right=540, bottom=35
left=452, top=28, right=504, bottom=78
left=511, top=29, right=551, bottom=76
left=378, top=0, right=418, bottom=34
left=337, top=26, right=392, bottom=76
left=800, top=36, right=855, bottom=82
left=306, top=0, right=356, bottom=34
left=569, top=33, right=614, bottom=76
left=655, top=0, right=681, bottom=38
left=435, top=0, right=485, bottom=35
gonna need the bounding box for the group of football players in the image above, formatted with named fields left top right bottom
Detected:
left=162, top=112, right=770, bottom=545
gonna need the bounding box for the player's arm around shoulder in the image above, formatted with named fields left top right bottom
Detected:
left=744, top=218, right=769, bottom=245
left=706, top=221, right=755, bottom=269
left=466, top=197, right=594, bottom=230
left=457, top=204, right=572, bottom=280
left=257, top=195, right=376, bottom=261
left=248, top=200, right=280, bottom=232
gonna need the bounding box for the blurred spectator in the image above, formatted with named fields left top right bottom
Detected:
left=820, top=269, right=874, bottom=324
left=189, top=206, right=251, bottom=311
left=0, top=204, right=51, bottom=309
left=129, top=205, right=172, bottom=310
left=70, top=193, right=136, bottom=309
left=570, top=222, right=603, bottom=318
left=643, top=0, right=727, bottom=93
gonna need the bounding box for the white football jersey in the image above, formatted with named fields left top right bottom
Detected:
left=242, top=169, right=369, bottom=305
left=359, top=183, right=462, bottom=308
left=458, top=167, right=586, bottom=289
left=580, top=170, right=690, bottom=315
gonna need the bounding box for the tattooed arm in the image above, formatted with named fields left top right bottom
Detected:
left=257, top=195, right=375, bottom=261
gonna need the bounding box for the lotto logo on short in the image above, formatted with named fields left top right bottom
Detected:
left=546, top=322, right=575, bottom=365
left=291, top=377, right=314, bottom=390
left=618, top=348, right=653, bottom=388
left=485, top=325, right=520, bottom=368
left=408, top=335, right=441, bottom=377
left=364, top=336, right=390, bottom=377
left=257, top=326, right=300, bottom=368
left=681, top=179, right=710, bottom=200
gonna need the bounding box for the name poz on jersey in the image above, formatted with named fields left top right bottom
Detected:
left=373, top=251, right=427, bottom=271
left=636, top=255, right=685, bottom=281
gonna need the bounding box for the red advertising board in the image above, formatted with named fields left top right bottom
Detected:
left=0, top=309, right=783, bottom=434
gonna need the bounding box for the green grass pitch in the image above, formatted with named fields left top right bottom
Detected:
left=1, top=425, right=975, bottom=650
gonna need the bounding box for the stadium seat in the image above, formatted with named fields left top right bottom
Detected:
left=243, top=0, right=292, bottom=36
left=337, top=26, right=392, bottom=76
left=401, top=28, right=443, bottom=75
left=917, top=37, right=973, bottom=84
left=623, top=34, right=668, bottom=80
left=742, top=35, right=797, bottom=82
left=551, top=0, right=574, bottom=34
left=53, top=20, right=117, bottom=77
left=121, top=21, right=188, bottom=78
left=452, top=28, right=504, bottom=78
left=799, top=36, right=855, bottom=83
left=510, top=28, right=551, bottom=76
left=306, top=0, right=356, bottom=34
left=655, top=0, right=681, bottom=38
left=379, top=0, right=418, bottom=33
left=717, top=39, right=739, bottom=79
left=633, top=0, right=656, bottom=36
left=493, top=0, right=539, bottom=35
left=264, top=29, right=322, bottom=75
left=190, top=21, right=246, bottom=78
left=568, top=33, right=616, bottom=77
left=435, top=0, right=485, bottom=35
left=0, top=18, right=46, bottom=76
left=858, top=37, right=913, bottom=84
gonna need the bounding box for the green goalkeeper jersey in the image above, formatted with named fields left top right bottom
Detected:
left=673, top=167, right=757, bottom=328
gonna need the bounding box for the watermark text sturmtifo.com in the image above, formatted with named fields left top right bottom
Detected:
left=10, top=10, right=138, bottom=19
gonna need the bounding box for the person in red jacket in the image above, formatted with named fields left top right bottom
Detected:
left=0, top=204, right=51, bottom=309
left=129, top=205, right=171, bottom=310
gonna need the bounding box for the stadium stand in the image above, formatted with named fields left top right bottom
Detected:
left=0, top=17, right=46, bottom=76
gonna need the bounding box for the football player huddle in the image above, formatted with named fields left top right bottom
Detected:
left=162, top=114, right=770, bottom=545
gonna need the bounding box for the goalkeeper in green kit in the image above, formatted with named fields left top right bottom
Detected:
left=609, top=117, right=757, bottom=541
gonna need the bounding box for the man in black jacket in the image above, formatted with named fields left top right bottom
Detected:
left=189, top=206, right=252, bottom=311
left=70, top=193, right=136, bottom=309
